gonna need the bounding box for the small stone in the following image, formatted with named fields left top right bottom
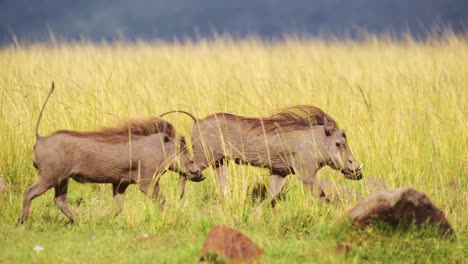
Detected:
left=33, top=246, right=44, bottom=252
left=200, top=225, right=264, bottom=263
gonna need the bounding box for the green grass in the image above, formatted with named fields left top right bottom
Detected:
left=0, top=34, right=467, bottom=263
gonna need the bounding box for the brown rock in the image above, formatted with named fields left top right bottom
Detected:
left=364, top=177, right=388, bottom=194
left=342, top=187, right=455, bottom=237
left=0, top=176, right=7, bottom=193
left=200, top=225, right=264, bottom=263
left=320, top=181, right=362, bottom=202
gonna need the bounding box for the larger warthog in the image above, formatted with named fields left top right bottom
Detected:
left=17, top=83, right=204, bottom=225
left=161, top=105, right=363, bottom=204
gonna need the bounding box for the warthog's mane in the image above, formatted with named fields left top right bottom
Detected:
left=208, top=105, right=337, bottom=135
left=53, top=116, right=175, bottom=143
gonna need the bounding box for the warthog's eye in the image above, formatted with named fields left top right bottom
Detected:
left=336, top=142, right=342, bottom=148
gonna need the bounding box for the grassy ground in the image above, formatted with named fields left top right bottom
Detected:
left=0, top=34, right=467, bottom=263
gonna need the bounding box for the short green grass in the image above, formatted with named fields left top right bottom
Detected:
left=0, top=34, right=467, bottom=263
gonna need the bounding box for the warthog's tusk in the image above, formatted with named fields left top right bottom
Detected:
left=358, top=163, right=364, bottom=170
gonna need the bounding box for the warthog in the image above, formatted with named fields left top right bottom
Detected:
left=161, top=105, right=363, bottom=204
left=17, top=83, right=204, bottom=225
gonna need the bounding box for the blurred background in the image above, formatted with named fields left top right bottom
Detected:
left=0, top=0, right=467, bottom=44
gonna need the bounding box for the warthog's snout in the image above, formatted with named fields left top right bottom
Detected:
left=342, top=163, right=364, bottom=181
left=184, top=166, right=205, bottom=182
left=188, top=172, right=205, bottom=182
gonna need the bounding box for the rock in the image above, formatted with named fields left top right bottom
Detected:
left=341, top=187, right=455, bottom=237
left=320, top=181, right=362, bottom=202
left=364, top=177, right=388, bottom=194
left=0, top=176, right=7, bottom=193
left=199, top=225, right=264, bottom=263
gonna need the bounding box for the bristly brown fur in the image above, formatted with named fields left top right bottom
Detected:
left=53, top=116, right=175, bottom=143
left=207, top=105, right=337, bottom=135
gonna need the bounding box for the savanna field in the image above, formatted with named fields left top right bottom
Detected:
left=0, top=35, right=467, bottom=263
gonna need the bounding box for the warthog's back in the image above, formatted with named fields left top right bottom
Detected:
left=34, top=132, right=173, bottom=183
left=192, top=113, right=329, bottom=174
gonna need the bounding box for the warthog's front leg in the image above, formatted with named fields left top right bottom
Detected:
left=296, top=165, right=325, bottom=199
left=54, top=178, right=75, bottom=223
left=215, top=162, right=229, bottom=198
left=112, top=182, right=129, bottom=216
left=137, top=179, right=166, bottom=209
left=301, top=177, right=325, bottom=198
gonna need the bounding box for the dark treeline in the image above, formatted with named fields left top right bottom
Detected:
left=0, top=0, right=467, bottom=44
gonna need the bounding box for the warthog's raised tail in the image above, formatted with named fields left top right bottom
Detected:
left=160, top=110, right=198, bottom=123
left=35, top=82, right=55, bottom=140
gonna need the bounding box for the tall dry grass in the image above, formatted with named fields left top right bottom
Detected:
left=0, top=34, right=466, bottom=262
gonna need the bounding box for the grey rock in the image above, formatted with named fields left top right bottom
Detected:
left=320, top=181, right=362, bottom=202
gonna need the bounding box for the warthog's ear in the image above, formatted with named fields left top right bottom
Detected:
left=163, top=123, right=175, bottom=138
left=324, top=116, right=336, bottom=136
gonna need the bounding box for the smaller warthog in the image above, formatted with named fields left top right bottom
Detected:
left=161, top=105, right=363, bottom=205
left=17, top=83, right=204, bottom=225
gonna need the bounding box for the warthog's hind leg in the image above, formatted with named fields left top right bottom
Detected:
left=54, top=178, right=75, bottom=223
left=298, top=172, right=325, bottom=199
left=112, top=182, right=129, bottom=216
left=16, top=179, right=53, bottom=226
